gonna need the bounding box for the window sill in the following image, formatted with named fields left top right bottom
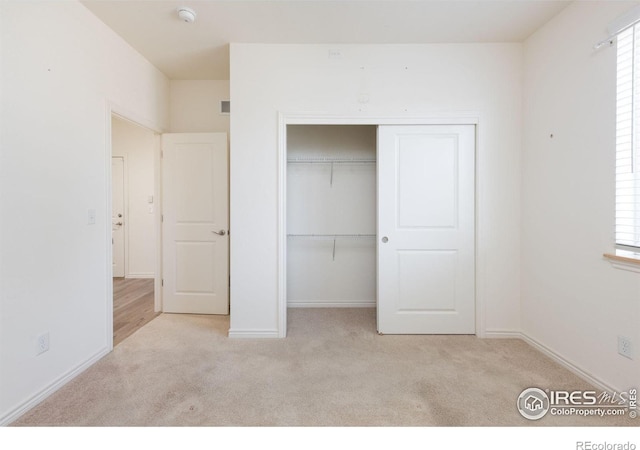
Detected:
left=603, top=249, right=640, bottom=273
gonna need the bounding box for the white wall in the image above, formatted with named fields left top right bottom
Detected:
left=230, top=44, right=523, bottom=336
left=522, top=1, right=640, bottom=391
left=111, top=116, right=158, bottom=278
left=0, top=1, right=169, bottom=424
left=169, top=80, right=230, bottom=134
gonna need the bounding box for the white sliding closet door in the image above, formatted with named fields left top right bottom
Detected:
left=377, top=125, right=475, bottom=334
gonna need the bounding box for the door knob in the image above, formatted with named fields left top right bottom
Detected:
left=118, top=214, right=122, bottom=218
left=116, top=222, right=123, bottom=226
left=381, top=236, right=388, bottom=243
left=212, top=229, right=226, bottom=236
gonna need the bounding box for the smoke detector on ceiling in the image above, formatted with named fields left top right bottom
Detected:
left=177, top=7, right=196, bottom=24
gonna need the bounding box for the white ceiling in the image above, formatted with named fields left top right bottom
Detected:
left=81, top=0, right=572, bottom=80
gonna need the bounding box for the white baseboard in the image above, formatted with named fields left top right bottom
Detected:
left=0, top=346, right=110, bottom=426
left=125, top=273, right=154, bottom=279
left=227, top=329, right=280, bottom=339
left=519, top=332, right=618, bottom=393
left=483, top=330, right=523, bottom=339
left=288, top=302, right=376, bottom=308
left=485, top=330, right=617, bottom=393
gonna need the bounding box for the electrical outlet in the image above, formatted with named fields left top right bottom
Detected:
left=36, top=332, right=49, bottom=356
left=618, top=336, right=633, bottom=359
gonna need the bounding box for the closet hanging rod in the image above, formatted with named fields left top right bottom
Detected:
left=287, top=233, right=376, bottom=239
left=287, top=158, right=376, bottom=164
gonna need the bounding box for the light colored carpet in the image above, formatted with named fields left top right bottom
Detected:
left=12, top=308, right=637, bottom=426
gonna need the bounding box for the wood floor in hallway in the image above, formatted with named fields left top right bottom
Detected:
left=113, top=277, right=160, bottom=346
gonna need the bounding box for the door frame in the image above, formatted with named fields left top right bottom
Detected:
left=105, top=102, right=163, bottom=351
left=277, top=112, right=482, bottom=339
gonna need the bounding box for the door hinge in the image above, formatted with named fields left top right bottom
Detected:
left=161, top=279, right=164, bottom=287
left=161, top=215, right=164, bottom=223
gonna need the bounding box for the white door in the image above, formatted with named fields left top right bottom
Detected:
left=112, top=157, right=125, bottom=278
left=162, top=133, right=229, bottom=314
left=377, top=125, right=475, bottom=334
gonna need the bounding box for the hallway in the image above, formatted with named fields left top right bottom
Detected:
left=113, top=278, right=159, bottom=346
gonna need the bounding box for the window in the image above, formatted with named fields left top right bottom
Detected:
left=616, top=25, right=640, bottom=249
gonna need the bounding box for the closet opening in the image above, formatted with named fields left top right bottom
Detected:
left=280, top=119, right=477, bottom=337
left=286, top=125, right=378, bottom=328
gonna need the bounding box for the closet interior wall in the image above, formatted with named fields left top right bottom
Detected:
left=286, top=125, right=377, bottom=308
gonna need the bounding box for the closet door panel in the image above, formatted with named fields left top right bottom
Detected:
left=377, top=125, right=475, bottom=334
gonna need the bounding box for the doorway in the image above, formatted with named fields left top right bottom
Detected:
left=286, top=125, right=377, bottom=311
left=110, top=114, right=161, bottom=345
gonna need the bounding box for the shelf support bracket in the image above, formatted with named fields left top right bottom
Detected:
left=330, top=161, right=334, bottom=187
left=332, top=238, right=336, bottom=261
